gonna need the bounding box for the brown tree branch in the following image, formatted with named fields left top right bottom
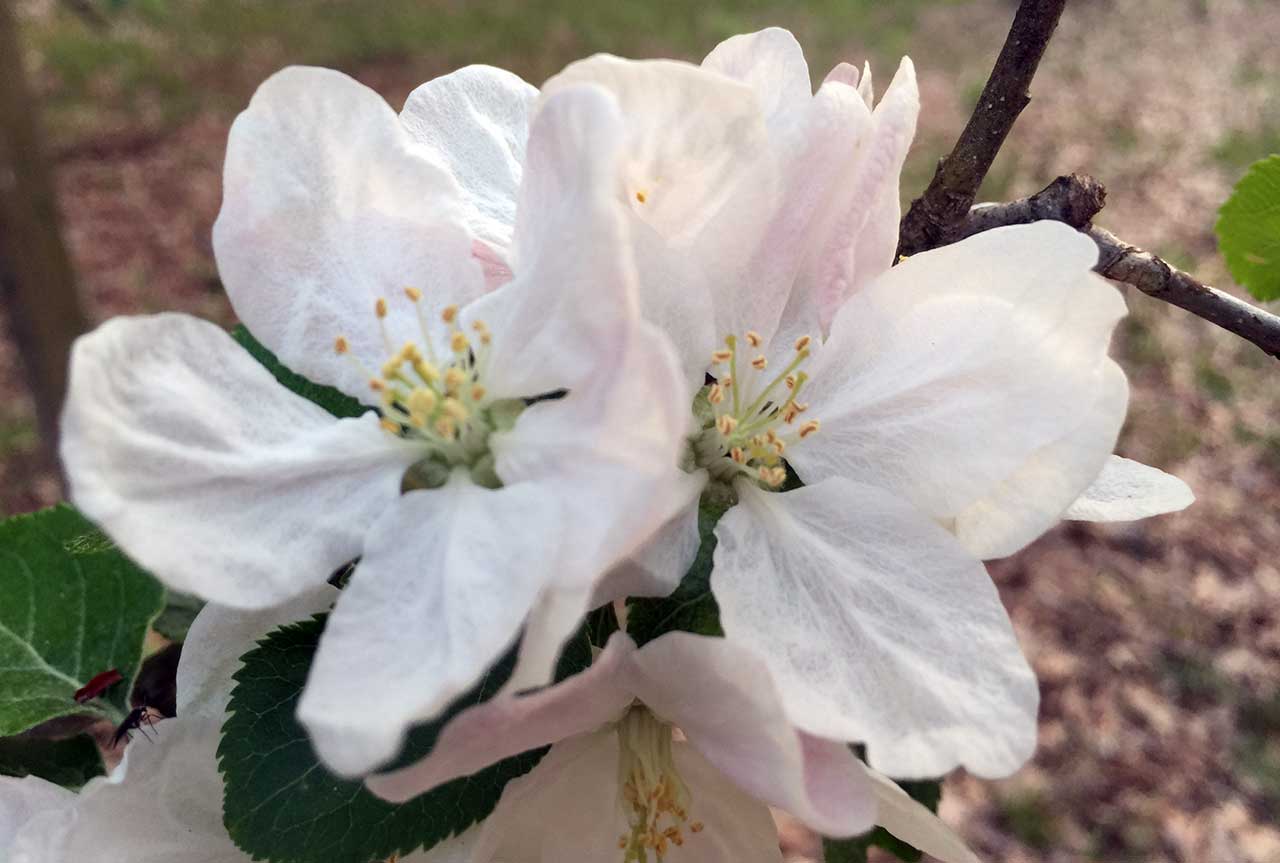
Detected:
left=0, top=1, right=88, bottom=490
left=957, top=174, right=1280, bottom=360
left=897, top=0, right=1068, bottom=257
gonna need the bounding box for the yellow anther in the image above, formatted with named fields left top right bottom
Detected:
left=379, top=418, right=400, bottom=435
left=375, top=298, right=388, bottom=319
left=708, top=383, right=725, bottom=405
left=404, top=286, right=422, bottom=302
left=407, top=388, right=437, bottom=415
left=716, top=414, right=738, bottom=436
left=441, top=305, right=459, bottom=324
left=435, top=416, right=456, bottom=438
left=369, top=378, right=386, bottom=392
left=442, top=397, right=469, bottom=422
left=772, top=439, right=786, bottom=455
left=444, top=367, right=465, bottom=393
left=782, top=404, right=800, bottom=424
left=785, top=374, right=797, bottom=390
left=711, top=349, right=733, bottom=364
left=690, top=822, right=704, bottom=833
left=635, top=190, right=647, bottom=204
left=794, top=335, right=812, bottom=352
left=798, top=419, right=820, bottom=438
left=334, top=336, right=350, bottom=355
left=730, top=446, right=745, bottom=463
left=412, top=359, right=440, bottom=383
left=401, top=342, right=423, bottom=362
left=745, top=330, right=762, bottom=348
left=450, top=331, right=470, bottom=353
left=751, top=355, right=767, bottom=370
left=471, top=385, right=487, bottom=402
left=720, top=376, right=733, bottom=389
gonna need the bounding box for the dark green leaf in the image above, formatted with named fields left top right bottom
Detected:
left=0, top=733, right=104, bottom=788
left=823, top=776, right=943, bottom=863
left=231, top=326, right=368, bottom=418
left=220, top=615, right=592, bottom=863
left=152, top=591, right=205, bottom=641
left=0, top=505, right=165, bottom=734
left=626, top=494, right=731, bottom=646
left=1216, top=154, right=1280, bottom=301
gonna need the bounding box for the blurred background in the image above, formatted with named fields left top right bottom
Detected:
left=1, top=0, right=1278, bottom=859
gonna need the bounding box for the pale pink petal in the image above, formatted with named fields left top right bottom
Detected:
left=629, top=633, right=876, bottom=837
left=366, top=634, right=637, bottom=803
left=702, top=27, right=812, bottom=133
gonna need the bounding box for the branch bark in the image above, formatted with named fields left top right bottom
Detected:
left=958, top=174, right=1280, bottom=360
left=897, top=0, right=1068, bottom=257
left=0, top=2, right=88, bottom=490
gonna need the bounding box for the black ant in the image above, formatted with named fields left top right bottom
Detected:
left=110, top=704, right=159, bottom=748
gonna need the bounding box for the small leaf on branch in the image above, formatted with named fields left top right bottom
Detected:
left=0, top=505, right=165, bottom=735
left=219, top=614, right=592, bottom=863
left=626, top=496, right=732, bottom=645
left=231, top=326, right=367, bottom=418
left=1217, top=154, right=1280, bottom=302
left=0, top=732, right=104, bottom=788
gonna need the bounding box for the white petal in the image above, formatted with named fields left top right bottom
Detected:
left=953, top=359, right=1128, bottom=559
left=61, top=314, right=418, bottom=609
left=702, top=28, right=812, bottom=133
left=1, top=776, right=73, bottom=855
left=630, top=633, right=876, bottom=837
left=300, top=475, right=582, bottom=776
left=593, top=468, right=706, bottom=605
left=12, top=718, right=244, bottom=863
left=793, top=221, right=1126, bottom=523
left=213, top=66, right=486, bottom=399
left=809, top=57, right=919, bottom=332
left=176, top=587, right=337, bottom=722
left=539, top=56, right=777, bottom=382
left=467, top=84, right=643, bottom=398
left=471, top=731, right=782, bottom=863
left=714, top=480, right=1039, bottom=779
left=367, top=633, right=637, bottom=803
left=400, top=65, right=536, bottom=255
left=1065, top=455, right=1195, bottom=521
left=864, top=767, right=980, bottom=863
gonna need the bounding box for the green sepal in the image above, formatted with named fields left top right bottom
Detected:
left=231, top=326, right=367, bottom=418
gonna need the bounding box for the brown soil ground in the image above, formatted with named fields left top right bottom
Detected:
left=3, top=0, right=1279, bottom=860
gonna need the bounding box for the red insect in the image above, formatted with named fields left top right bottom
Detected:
left=73, top=669, right=123, bottom=704
left=110, top=705, right=158, bottom=749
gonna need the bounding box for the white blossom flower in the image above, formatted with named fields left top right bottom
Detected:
left=60, top=76, right=690, bottom=777
left=365, top=631, right=979, bottom=863
left=526, top=29, right=1193, bottom=779
left=0, top=592, right=336, bottom=863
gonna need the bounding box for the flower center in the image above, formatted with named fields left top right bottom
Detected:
left=616, top=706, right=703, bottom=863
left=336, top=289, right=522, bottom=489
left=689, top=329, right=819, bottom=489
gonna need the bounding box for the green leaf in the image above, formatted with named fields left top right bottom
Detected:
left=0, top=505, right=166, bottom=735
left=1217, top=154, right=1280, bottom=301
left=0, top=733, right=104, bottom=788
left=626, top=494, right=731, bottom=646
left=231, top=326, right=367, bottom=418
left=152, top=591, right=205, bottom=641
left=220, top=615, right=592, bottom=863
left=822, top=776, right=943, bottom=863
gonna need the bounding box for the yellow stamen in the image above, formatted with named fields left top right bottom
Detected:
left=711, top=349, right=733, bottom=365
left=375, top=298, right=388, bottom=319
left=708, top=383, right=725, bottom=405
left=635, top=190, right=647, bottom=203
left=442, top=398, right=469, bottom=422
left=745, top=330, right=762, bottom=348
left=716, top=414, right=737, bottom=436
left=441, top=304, right=459, bottom=324
left=471, top=385, right=487, bottom=401
left=379, top=418, right=400, bottom=435
left=334, top=336, right=349, bottom=355
left=750, top=355, right=767, bottom=370
left=444, top=367, right=465, bottom=394
left=794, top=335, right=811, bottom=352
left=404, top=286, right=422, bottom=302
left=798, top=419, right=820, bottom=438
left=450, top=331, right=470, bottom=353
